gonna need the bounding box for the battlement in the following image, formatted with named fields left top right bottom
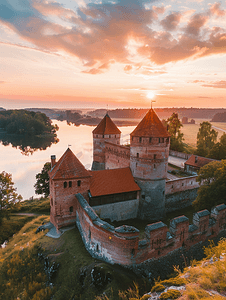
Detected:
left=75, top=193, right=226, bottom=266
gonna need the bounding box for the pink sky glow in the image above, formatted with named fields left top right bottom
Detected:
left=0, top=0, right=226, bottom=109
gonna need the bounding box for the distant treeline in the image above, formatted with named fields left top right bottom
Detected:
left=211, top=112, right=226, bottom=122
left=89, top=108, right=226, bottom=120
left=0, top=110, right=58, bottom=136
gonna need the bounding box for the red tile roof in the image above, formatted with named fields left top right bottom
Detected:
left=49, top=148, right=91, bottom=180
left=184, top=154, right=217, bottom=169
left=90, top=167, right=140, bottom=197
left=92, top=114, right=121, bottom=135
left=131, top=108, right=170, bottom=138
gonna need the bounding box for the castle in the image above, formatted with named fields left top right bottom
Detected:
left=48, top=109, right=226, bottom=266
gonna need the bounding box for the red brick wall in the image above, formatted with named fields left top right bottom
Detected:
left=93, top=134, right=120, bottom=164
left=75, top=195, right=226, bottom=266
left=105, top=142, right=130, bottom=169
left=165, top=176, right=199, bottom=195
left=50, top=177, right=90, bottom=229
left=130, top=137, right=170, bottom=180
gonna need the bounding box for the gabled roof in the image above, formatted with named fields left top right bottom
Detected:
left=92, top=114, right=121, bottom=135
left=49, top=148, right=91, bottom=180
left=184, top=154, right=216, bottom=169
left=89, top=167, right=140, bottom=197
left=130, top=108, right=170, bottom=137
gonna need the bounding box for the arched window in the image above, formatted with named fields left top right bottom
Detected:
left=77, top=180, right=81, bottom=187
left=69, top=181, right=72, bottom=188
left=69, top=206, right=73, bottom=213
left=64, top=181, right=67, bottom=188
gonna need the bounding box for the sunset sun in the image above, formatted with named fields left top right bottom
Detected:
left=147, top=91, right=155, bottom=100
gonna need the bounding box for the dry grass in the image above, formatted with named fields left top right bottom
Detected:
left=0, top=215, right=49, bottom=263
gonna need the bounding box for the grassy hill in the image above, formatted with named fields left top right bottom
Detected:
left=1, top=197, right=226, bottom=299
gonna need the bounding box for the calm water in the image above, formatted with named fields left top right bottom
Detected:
left=0, top=120, right=135, bottom=199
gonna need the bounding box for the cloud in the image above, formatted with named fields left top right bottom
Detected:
left=124, top=65, right=133, bottom=72
left=0, top=0, right=226, bottom=72
left=184, top=13, right=209, bottom=36
left=202, top=80, right=226, bottom=89
left=209, top=2, right=226, bottom=17
left=160, top=12, right=182, bottom=31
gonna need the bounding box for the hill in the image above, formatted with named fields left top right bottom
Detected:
left=211, top=112, right=226, bottom=122
left=1, top=209, right=226, bottom=299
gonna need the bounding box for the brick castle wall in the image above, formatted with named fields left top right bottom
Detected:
left=105, top=142, right=130, bottom=169
left=75, top=193, right=226, bottom=266
left=50, top=177, right=90, bottom=229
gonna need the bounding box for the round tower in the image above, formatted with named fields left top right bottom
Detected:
left=130, top=108, right=170, bottom=221
left=92, top=114, right=121, bottom=170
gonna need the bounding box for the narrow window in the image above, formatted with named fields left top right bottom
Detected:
left=154, top=154, right=156, bottom=159
left=131, top=248, right=135, bottom=255
left=109, top=135, right=111, bottom=138
left=77, top=180, right=81, bottom=187
left=64, top=181, right=67, bottom=188
left=142, top=195, right=145, bottom=200
left=69, top=206, right=73, bottom=213
left=137, top=153, right=139, bottom=158
left=172, top=185, right=174, bottom=189
left=69, top=181, right=72, bottom=188
left=102, top=135, right=104, bottom=138
left=115, top=135, right=116, bottom=138
left=149, top=137, right=152, bottom=143
left=139, top=137, right=142, bottom=143
left=50, top=197, right=53, bottom=206
left=154, top=164, right=156, bottom=169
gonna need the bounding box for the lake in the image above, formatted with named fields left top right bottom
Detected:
left=0, top=120, right=135, bottom=199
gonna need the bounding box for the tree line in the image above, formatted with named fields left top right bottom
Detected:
left=0, top=110, right=59, bottom=136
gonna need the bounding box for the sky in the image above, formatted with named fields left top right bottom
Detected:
left=0, top=0, right=226, bottom=109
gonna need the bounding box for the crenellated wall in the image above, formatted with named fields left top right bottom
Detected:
left=75, top=193, right=226, bottom=266
left=105, top=142, right=130, bottom=169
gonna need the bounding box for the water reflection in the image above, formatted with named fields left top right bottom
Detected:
left=0, top=120, right=135, bottom=199
left=0, top=132, right=59, bottom=155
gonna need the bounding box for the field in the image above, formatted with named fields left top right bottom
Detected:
left=181, top=119, right=226, bottom=147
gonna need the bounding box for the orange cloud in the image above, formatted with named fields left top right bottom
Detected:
left=0, top=0, right=226, bottom=73
left=160, top=12, right=182, bottom=31
left=210, top=2, right=226, bottom=17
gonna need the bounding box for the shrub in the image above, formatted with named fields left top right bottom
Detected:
left=160, top=289, right=181, bottom=300
left=151, top=283, right=165, bottom=293
left=161, top=277, right=186, bottom=286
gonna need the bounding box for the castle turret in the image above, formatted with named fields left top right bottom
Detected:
left=130, top=108, right=170, bottom=221
left=92, top=114, right=121, bottom=170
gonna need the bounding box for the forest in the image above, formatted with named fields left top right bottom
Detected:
left=0, top=110, right=59, bottom=136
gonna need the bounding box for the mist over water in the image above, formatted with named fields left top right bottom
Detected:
left=0, top=120, right=135, bottom=199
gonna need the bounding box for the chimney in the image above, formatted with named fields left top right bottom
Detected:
left=51, top=155, right=56, bottom=168
left=195, top=156, right=198, bottom=163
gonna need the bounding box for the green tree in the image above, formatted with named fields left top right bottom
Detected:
left=34, top=162, right=51, bottom=198
left=165, top=113, right=184, bottom=152
left=0, top=171, right=22, bottom=224
left=193, top=160, right=226, bottom=211
left=196, top=122, right=218, bottom=157
left=208, top=133, right=226, bottom=160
